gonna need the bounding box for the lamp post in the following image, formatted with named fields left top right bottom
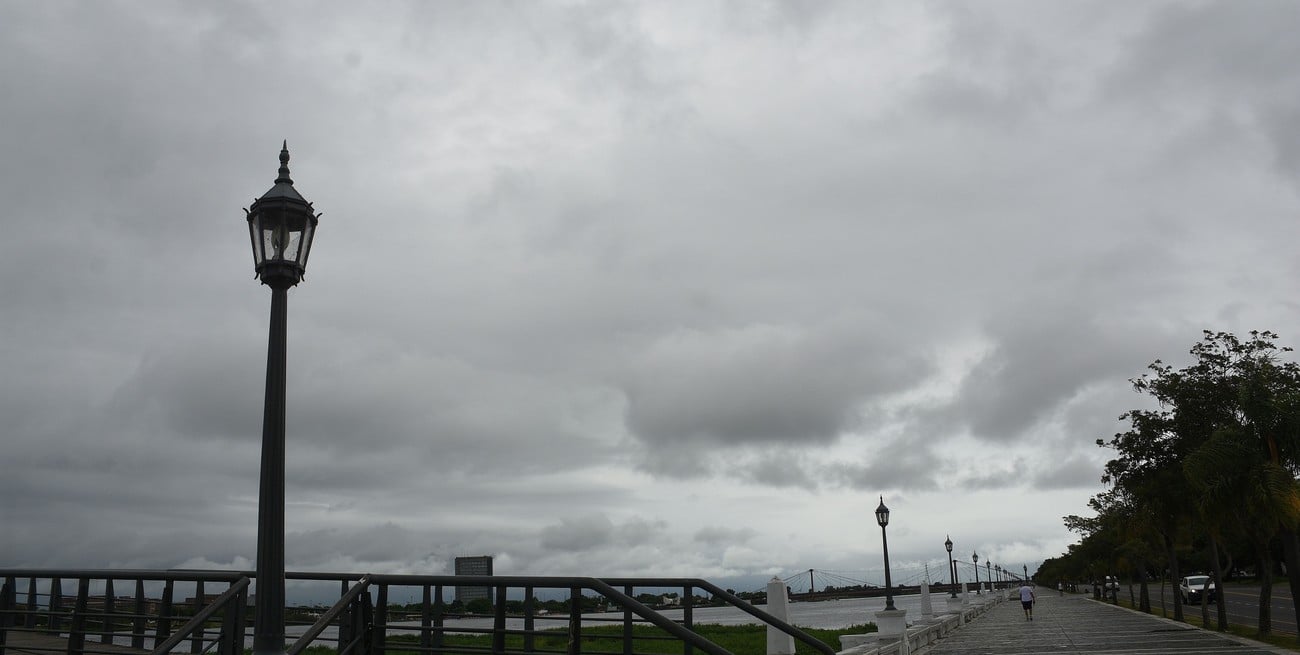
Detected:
left=944, top=536, right=956, bottom=598
left=996, top=565, right=1001, bottom=589
left=245, top=142, right=320, bottom=655
left=986, top=561, right=991, bottom=591
left=875, top=497, right=895, bottom=611
left=1024, top=564, right=1029, bottom=582
left=972, top=551, right=980, bottom=594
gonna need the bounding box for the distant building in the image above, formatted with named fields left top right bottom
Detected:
left=454, top=555, right=493, bottom=603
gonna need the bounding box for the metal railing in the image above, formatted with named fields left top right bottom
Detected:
left=1, top=570, right=837, bottom=655
left=0, top=570, right=248, bottom=655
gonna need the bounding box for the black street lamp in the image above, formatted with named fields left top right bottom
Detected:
left=972, top=551, right=980, bottom=594
left=944, top=535, right=956, bottom=598
left=1023, top=564, right=1029, bottom=582
left=875, top=497, right=895, bottom=611
left=245, top=142, right=320, bottom=655
left=986, top=560, right=991, bottom=591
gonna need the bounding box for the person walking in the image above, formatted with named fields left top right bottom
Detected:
left=1020, top=582, right=1036, bottom=620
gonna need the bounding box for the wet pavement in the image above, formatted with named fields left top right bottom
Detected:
left=919, top=592, right=1296, bottom=655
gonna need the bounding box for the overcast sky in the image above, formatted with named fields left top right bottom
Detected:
left=3, top=0, right=1300, bottom=599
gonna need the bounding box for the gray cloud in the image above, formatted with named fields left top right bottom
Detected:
left=3, top=1, right=1297, bottom=590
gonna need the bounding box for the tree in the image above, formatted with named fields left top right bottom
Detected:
left=1100, top=331, right=1300, bottom=637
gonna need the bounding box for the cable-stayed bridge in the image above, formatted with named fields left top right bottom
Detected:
left=778, top=559, right=1023, bottom=600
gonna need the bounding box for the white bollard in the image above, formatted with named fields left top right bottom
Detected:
left=945, top=592, right=963, bottom=623
left=874, top=607, right=908, bottom=640
left=961, top=583, right=969, bottom=608
left=765, top=577, right=796, bottom=655
left=920, top=580, right=933, bottom=619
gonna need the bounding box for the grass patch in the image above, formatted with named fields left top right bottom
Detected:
left=289, top=622, right=874, bottom=655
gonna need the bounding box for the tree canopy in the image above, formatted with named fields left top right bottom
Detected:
left=1054, top=331, right=1300, bottom=637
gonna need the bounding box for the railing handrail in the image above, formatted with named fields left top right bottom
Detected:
left=148, top=576, right=250, bottom=655
left=0, top=569, right=246, bottom=582
left=604, top=577, right=837, bottom=655
left=286, top=574, right=371, bottom=655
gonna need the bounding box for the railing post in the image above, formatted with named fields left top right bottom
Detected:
left=682, top=586, right=693, bottom=655
left=338, top=600, right=354, bottom=655
left=431, top=586, right=443, bottom=654
left=359, top=592, right=374, bottom=655
left=156, top=579, right=175, bottom=647
left=219, top=583, right=248, bottom=655
left=371, top=584, right=387, bottom=655
left=338, top=580, right=351, bottom=654
left=25, top=578, right=37, bottom=630
left=492, top=585, right=507, bottom=654
left=131, top=579, right=146, bottom=650
left=621, top=586, right=633, bottom=655
left=1, top=576, right=15, bottom=655
left=523, top=586, right=535, bottom=654
left=47, top=577, right=62, bottom=635
left=68, top=577, right=90, bottom=655
left=420, top=586, right=432, bottom=654
left=567, top=587, right=581, bottom=655
left=102, top=579, right=116, bottom=645
left=191, top=580, right=205, bottom=654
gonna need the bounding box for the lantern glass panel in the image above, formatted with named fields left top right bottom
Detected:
left=262, top=224, right=302, bottom=262
left=299, top=217, right=316, bottom=267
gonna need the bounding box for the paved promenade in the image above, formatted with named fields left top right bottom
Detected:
left=920, top=592, right=1294, bottom=655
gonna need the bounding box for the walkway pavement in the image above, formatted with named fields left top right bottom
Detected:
left=919, top=592, right=1296, bottom=655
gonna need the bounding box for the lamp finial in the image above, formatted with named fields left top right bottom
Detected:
left=276, top=141, right=293, bottom=185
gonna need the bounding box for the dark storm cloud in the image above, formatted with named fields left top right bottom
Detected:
left=939, top=312, right=1173, bottom=443
left=537, top=515, right=668, bottom=554
left=736, top=452, right=818, bottom=490
left=828, top=437, right=942, bottom=493
left=620, top=321, right=931, bottom=447
left=1107, top=1, right=1300, bottom=182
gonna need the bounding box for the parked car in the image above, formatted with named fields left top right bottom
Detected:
left=1180, top=575, right=1216, bottom=604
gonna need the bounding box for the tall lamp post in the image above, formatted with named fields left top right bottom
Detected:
left=1024, top=564, right=1029, bottom=582
left=944, top=536, right=956, bottom=598
left=875, top=497, right=895, bottom=611
left=986, top=560, right=991, bottom=592
left=245, top=142, right=320, bottom=655
left=972, top=551, right=980, bottom=594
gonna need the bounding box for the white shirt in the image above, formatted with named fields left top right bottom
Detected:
left=1020, top=585, right=1035, bottom=602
